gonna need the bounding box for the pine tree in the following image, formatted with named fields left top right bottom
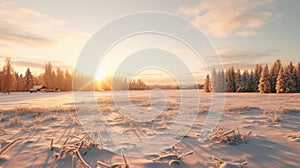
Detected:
left=254, top=64, right=263, bottom=92
left=258, top=65, right=271, bottom=93
left=43, top=62, right=53, bottom=89
left=276, top=68, right=285, bottom=93
left=14, top=72, right=22, bottom=91
left=211, top=69, right=218, bottom=92
left=24, top=68, right=34, bottom=91
left=226, top=66, right=236, bottom=92
left=270, top=59, right=282, bottom=93
left=0, top=71, right=2, bottom=92
left=56, top=68, right=64, bottom=90
left=65, top=70, right=72, bottom=91
left=51, top=71, right=56, bottom=89
left=239, top=70, right=250, bottom=92
left=1, top=57, right=14, bottom=94
left=219, top=70, right=226, bottom=92
left=204, top=74, right=212, bottom=92
left=296, top=62, right=300, bottom=92
left=235, top=68, right=242, bottom=92
left=284, top=63, right=296, bottom=93
left=249, top=70, right=255, bottom=92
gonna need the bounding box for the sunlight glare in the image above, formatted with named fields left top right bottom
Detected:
left=95, top=70, right=107, bottom=80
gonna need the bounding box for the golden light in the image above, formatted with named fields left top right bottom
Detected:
left=95, top=70, right=107, bottom=80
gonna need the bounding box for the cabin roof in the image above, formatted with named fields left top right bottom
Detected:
left=32, top=85, right=46, bottom=90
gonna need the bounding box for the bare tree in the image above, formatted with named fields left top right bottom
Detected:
left=1, top=57, right=14, bottom=94
left=43, top=62, right=53, bottom=89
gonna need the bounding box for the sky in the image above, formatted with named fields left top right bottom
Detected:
left=0, top=0, right=299, bottom=84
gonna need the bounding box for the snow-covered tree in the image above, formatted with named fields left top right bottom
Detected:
left=258, top=65, right=271, bottom=93
left=65, top=70, right=72, bottom=91
left=43, top=62, right=54, bottom=88
left=225, top=66, right=236, bottom=92
left=276, top=68, right=285, bottom=93
left=14, top=72, right=24, bottom=91
left=1, top=57, right=14, bottom=94
left=204, top=74, right=212, bottom=92
left=211, top=68, right=218, bottom=92
left=284, top=62, right=296, bottom=93
left=254, top=64, right=263, bottom=92
left=238, top=70, right=250, bottom=92
left=235, top=68, right=243, bottom=92
left=0, top=71, right=2, bottom=92
left=51, top=71, right=56, bottom=89
left=247, top=70, right=253, bottom=92
left=56, top=67, right=64, bottom=90
left=270, top=59, right=282, bottom=93
left=219, top=70, right=226, bottom=92
left=296, top=62, right=300, bottom=92
left=24, top=68, right=34, bottom=91
left=129, top=78, right=146, bottom=90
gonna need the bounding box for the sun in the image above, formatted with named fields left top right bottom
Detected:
left=95, top=70, right=107, bottom=80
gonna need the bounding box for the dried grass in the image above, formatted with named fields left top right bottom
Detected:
left=209, top=127, right=251, bottom=145
left=268, top=112, right=281, bottom=122
left=0, top=138, right=23, bottom=156
left=207, top=156, right=248, bottom=168
left=152, top=146, right=193, bottom=166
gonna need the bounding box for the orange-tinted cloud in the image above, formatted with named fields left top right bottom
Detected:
left=179, top=0, right=275, bottom=38
left=0, top=2, right=65, bottom=47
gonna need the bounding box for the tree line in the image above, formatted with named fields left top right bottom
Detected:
left=204, top=59, right=300, bottom=93
left=2, top=57, right=300, bottom=94
left=0, top=57, right=73, bottom=94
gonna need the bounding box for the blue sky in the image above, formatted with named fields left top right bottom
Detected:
left=0, top=0, right=299, bottom=83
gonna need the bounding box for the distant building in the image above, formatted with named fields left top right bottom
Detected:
left=29, top=85, right=47, bottom=93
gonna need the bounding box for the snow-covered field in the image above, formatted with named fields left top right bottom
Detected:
left=0, top=91, right=299, bottom=168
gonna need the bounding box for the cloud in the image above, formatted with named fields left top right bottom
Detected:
left=0, top=0, right=90, bottom=70
left=12, top=61, right=44, bottom=69
left=12, top=60, right=74, bottom=71
left=178, top=0, right=274, bottom=38
left=204, top=47, right=280, bottom=69
left=0, top=2, right=66, bottom=47
left=234, top=29, right=257, bottom=37
left=0, top=24, right=55, bottom=47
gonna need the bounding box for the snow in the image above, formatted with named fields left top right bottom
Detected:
left=0, top=91, right=299, bottom=167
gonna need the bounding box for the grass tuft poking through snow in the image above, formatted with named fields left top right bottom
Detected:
left=268, top=112, right=281, bottom=123
left=0, top=138, right=23, bottom=156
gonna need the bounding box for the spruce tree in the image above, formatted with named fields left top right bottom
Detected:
left=270, top=59, right=282, bottom=93
left=43, top=62, right=53, bottom=88
left=276, top=68, right=285, bottom=93
left=254, top=64, right=263, bottom=92
left=65, top=70, right=72, bottom=91
left=259, top=65, right=271, bottom=93
left=56, top=68, right=64, bottom=90
left=204, top=74, right=212, bottom=92
left=14, top=72, right=22, bottom=91
left=226, top=66, right=236, bottom=92
left=211, top=68, right=218, bottom=92
left=219, top=70, right=226, bottom=92
left=284, top=63, right=296, bottom=93
left=249, top=70, right=255, bottom=92
left=24, top=68, right=34, bottom=91
left=296, top=62, right=300, bottom=92
left=235, top=68, right=242, bottom=92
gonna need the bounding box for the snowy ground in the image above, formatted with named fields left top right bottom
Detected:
left=0, top=91, right=299, bottom=168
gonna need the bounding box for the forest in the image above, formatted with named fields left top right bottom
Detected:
left=1, top=57, right=300, bottom=93
left=0, top=58, right=72, bottom=94
left=204, top=59, right=300, bottom=93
